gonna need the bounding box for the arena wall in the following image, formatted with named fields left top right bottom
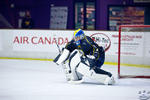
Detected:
left=0, top=29, right=149, bottom=66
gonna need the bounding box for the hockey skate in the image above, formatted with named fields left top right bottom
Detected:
left=104, top=76, right=115, bottom=85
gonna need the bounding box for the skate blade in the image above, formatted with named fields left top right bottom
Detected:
left=68, top=80, right=83, bottom=84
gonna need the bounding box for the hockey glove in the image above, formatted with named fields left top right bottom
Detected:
left=86, top=55, right=97, bottom=70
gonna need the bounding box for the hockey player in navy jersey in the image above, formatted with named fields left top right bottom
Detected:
left=54, top=29, right=115, bottom=85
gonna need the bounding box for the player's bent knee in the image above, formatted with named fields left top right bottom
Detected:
left=68, top=50, right=83, bottom=81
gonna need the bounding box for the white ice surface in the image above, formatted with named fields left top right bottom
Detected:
left=0, top=59, right=150, bottom=100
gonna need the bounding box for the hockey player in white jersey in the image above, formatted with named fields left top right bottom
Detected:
left=54, top=29, right=115, bottom=85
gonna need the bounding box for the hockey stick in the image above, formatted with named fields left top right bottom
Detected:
left=53, top=36, right=62, bottom=63
left=54, top=37, right=61, bottom=53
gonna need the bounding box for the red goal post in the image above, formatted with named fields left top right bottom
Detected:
left=118, top=25, right=150, bottom=78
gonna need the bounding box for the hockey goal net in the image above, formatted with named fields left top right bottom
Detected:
left=118, top=25, right=150, bottom=78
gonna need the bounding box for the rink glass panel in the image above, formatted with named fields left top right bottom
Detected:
left=75, top=2, right=84, bottom=29
left=86, top=2, right=95, bottom=30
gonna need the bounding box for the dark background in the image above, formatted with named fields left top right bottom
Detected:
left=0, top=0, right=150, bottom=30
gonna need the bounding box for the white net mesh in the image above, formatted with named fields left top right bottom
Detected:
left=118, top=25, right=150, bottom=78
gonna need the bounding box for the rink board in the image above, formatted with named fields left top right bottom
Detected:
left=0, top=29, right=150, bottom=68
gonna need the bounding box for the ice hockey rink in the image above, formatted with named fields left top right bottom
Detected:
left=0, top=59, right=150, bottom=100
